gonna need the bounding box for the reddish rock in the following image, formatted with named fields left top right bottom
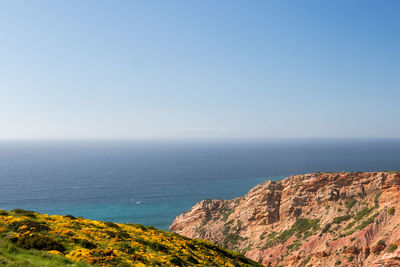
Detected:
left=345, top=246, right=360, bottom=254
left=363, top=247, right=370, bottom=258
left=170, top=172, right=400, bottom=266
left=371, top=244, right=386, bottom=254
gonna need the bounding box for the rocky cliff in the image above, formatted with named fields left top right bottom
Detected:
left=170, top=172, right=400, bottom=266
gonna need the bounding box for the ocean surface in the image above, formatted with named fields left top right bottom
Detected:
left=0, top=139, right=399, bottom=230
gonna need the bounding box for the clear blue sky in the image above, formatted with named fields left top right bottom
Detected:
left=1, top=0, right=399, bottom=139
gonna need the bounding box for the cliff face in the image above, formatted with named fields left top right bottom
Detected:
left=170, top=172, right=400, bottom=266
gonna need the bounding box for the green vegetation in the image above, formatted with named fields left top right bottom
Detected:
left=260, top=232, right=267, bottom=240
left=347, top=255, right=354, bottom=262
left=224, top=219, right=234, bottom=226
left=0, top=238, right=90, bottom=267
left=345, top=198, right=357, bottom=210
left=275, top=218, right=320, bottom=244
left=344, top=211, right=380, bottom=236
left=387, top=244, right=398, bottom=253
left=334, top=260, right=342, bottom=266
left=344, top=221, right=356, bottom=230
left=377, top=240, right=386, bottom=247
left=223, top=233, right=246, bottom=247
left=221, top=209, right=234, bottom=222
left=262, top=218, right=319, bottom=249
left=355, top=212, right=380, bottom=231
left=0, top=209, right=262, bottom=266
left=222, top=226, right=230, bottom=235
left=355, top=207, right=374, bottom=221
left=388, top=207, right=395, bottom=216
left=332, top=215, right=351, bottom=224
left=321, top=223, right=331, bottom=233
left=236, top=220, right=243, bottom=230
left=286, top=239, right=302, bottom=251
left=200, top=212, right=212, bottom=227
left=374, top=191, right=382, bottom=208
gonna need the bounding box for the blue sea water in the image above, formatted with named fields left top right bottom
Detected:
left=0, top=139, right=399, bottom=230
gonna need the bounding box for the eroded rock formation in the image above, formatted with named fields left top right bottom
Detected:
left=170, top=172, right=400, bottom=266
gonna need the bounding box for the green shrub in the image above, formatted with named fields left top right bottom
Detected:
left=347, top=255, right=354, bottom=262
left=377, top=240, right=386, bottom=247
left=335, top=260, right=342, bottom=266
left=224, top=219, right=234, bottom=226
left=168, top=256, right=184, bottom=266
left=13, top=234, right=65, bottom=252
left=353, top=212, right=380, bottom=231
left=103, top=221, right=120, bottom=229
left=149, top=241, right=169, bottom=252
left=322, top=223, right=331, bottom=233
left=344, top=221, right=356, bottom=230
left=9, top=220, right=50, bottom=232
left=200, top=213, right=212, bottom=227
left=345, top=199, right=357, bottom=210
left=237, top=220, right=243, bottom=229
left=387, top=244, right=398, bottom=253
left=224, top=233, right=244, bottom=245
left=0, top=210, right=9, bottom=216
left=374, top=191, right=382, bottom=208
left=76, top=238, right=97, bottom=249
left=267, top=232, right=277, bottom=239
left=275, top=218, right=320, bottom=244
left=388, top=207, right=395, bottom=216
left=355, top=207, right=374, bottom=221
left=11, top=209, right=37, bottom=218
left=187, top=255, right=199, bottom=264
left=260, top=231, right=267, bottom=240
left=221, top=209, right=234, bottom=222
left=332, top=215, right=351, bottom=224
left=222, top=226, right=230, bottom=235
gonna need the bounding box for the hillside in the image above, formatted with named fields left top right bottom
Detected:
left=170, top=171, right=400, bottom=266
left=0, top=209, right=261, bottom=266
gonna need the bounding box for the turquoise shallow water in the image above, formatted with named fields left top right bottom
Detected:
left=0, top=139, right=399, bottom=230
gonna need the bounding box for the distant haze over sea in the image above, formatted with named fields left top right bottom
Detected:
left=0, top=138, right=399, bottom=230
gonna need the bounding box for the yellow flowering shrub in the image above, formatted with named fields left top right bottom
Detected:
left=0, top=209, right=261, bottom=266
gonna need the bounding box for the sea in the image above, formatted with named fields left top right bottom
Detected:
left=0, top=138, right=399, bottom=230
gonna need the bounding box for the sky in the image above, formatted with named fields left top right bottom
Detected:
left=0, top=0, right=399, bottom=139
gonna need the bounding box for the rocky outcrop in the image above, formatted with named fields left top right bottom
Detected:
left=170, top=171, right=400, bottom=266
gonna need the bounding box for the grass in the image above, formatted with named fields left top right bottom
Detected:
left=0, top=238, right=90, bottom=267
